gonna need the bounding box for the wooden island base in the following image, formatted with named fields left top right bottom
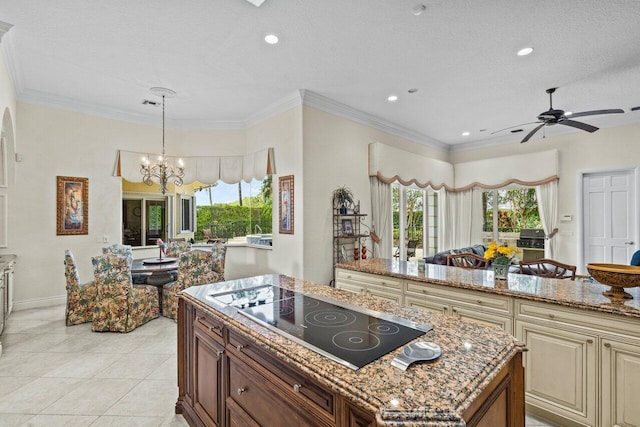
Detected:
left=176, top=294, right=524, bottom=427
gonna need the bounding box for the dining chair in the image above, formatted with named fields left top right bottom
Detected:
left=64, top=250, right=97, bottom=326
left=162, top=249, right=223, bottom=321
left=519, top=258, right=577, bottom=280
left=446, top=252, right=490, bottom=269
left=91, top=254, right=160, bottom=332
left=211, top=241, right=227, bottom=281
left=102, top=244, right=149, bottom=284
left=165, top=240, right=192, bottom=258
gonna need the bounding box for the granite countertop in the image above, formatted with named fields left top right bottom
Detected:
left=336, top=258, right=640, bottom=319
left=184, top=274, right=524, bottom=427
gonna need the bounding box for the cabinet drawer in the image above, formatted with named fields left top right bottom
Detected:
left=335, top=269, right=402, bottom=289
left=194, top=309, right=224, bottom=341
left=228, top=356, right=329, bottom=427
left=516, top=300, right=640, bottom=338
left=228, top=332, right=335, bottom=420
left=405, top=280, right=512, bottom=315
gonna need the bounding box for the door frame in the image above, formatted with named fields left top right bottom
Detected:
left=577, top=166, right=640, bottom=274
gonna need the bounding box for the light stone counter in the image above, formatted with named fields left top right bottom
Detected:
left=336, top=258, right=640, bottom=319
left=183, top=274, right=524, bottom=426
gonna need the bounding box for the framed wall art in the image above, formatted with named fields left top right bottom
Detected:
left=279, top=175, right=294, bottom=234
left=56, top=176, right=89, bottom=235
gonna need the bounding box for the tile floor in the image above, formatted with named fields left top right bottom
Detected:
left=0, top=305, right=557, bottom=427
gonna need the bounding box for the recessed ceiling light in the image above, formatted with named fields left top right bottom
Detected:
left=387, top=95, right=398, bottom=102
left=517, top=47, right=534, bottom=56
left=408, top=88, right=418, bottom=94
left=264, top=34, right=279, bottom=44
left=462, top=131, right=470, bottom=136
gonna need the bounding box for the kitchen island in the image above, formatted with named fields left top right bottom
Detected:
left=176, top=274, right=524, bottom=426
left=335, top=258, right=640, bottom=427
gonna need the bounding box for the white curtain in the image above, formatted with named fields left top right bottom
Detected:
left=536, top=180, right=558, bottom=258
left=369, top=177, right=393, bottom=258
left=443, top=188, right=483, bottom=250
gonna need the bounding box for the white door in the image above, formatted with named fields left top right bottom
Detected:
left=583, top=169, right=636, bottom=264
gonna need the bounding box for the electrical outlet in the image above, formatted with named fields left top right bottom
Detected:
left=102, top=235, right=109, bottom=243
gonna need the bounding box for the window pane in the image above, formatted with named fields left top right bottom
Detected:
left=426, top=191, right=438, bottom=256
left=122, top=199, right=142, bottom=246
left=392, top=186, right=400, bottom=257
left=406, top=189, right=423, bottom=260
left=146, top=200, right=166, bottom=245
left=194, top=178, right=272, bottom=244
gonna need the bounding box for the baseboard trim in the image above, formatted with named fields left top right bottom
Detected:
left=13, top=295, right=66, bottom=311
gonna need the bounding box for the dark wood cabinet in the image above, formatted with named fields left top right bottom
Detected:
left=177, top=296, right=523, bottom=427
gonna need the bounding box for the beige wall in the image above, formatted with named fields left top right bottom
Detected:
left=301, top=106, right=448, bottom=285
left=449, top=123, right=640, bottom=269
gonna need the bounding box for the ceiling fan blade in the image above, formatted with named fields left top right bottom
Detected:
left=559, top=119, right=599, bottom=133
left=491, top=121, right=540, bottom=135
left=569, top=109, right=624, bottom=118
left=521, top=123, right=545, bottom=143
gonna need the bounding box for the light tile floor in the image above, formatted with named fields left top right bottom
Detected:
left=0, top=305, right=558, bottom=427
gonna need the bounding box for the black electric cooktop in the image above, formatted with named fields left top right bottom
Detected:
left=209, top=284, right=430, bottom=370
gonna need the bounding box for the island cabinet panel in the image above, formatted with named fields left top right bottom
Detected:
left=193, top=327, right=224, bottom=426
left=335, top=269, right=403, bottom=304
left=341, top=401, right=376, bottom=427
left=601, top=338, right=640, bottom=427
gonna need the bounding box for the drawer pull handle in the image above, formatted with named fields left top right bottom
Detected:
left=209, top=325, right=221, bottom=332
left=237, top=388, right=245, bottom=395
left=237, top=344, right=245, bottom=352
left=293, top=384, right=302, bottom=392
left=604, top=342, right=611, bottom=348
left=476, top=300, right=482, bottom=304
left=587, top=339, right=593, bottom=344
left=216, top=350, right=224, bottom=357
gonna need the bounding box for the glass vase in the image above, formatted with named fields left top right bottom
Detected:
left=493, top=263, right=509, bottom=280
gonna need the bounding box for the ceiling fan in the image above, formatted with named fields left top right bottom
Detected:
left=494, top=88, right=624, bottom=143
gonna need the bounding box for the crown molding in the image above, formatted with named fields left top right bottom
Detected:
left=300, top=90, right=449, bottom=152
left=244, top=90, right=302, bottom=127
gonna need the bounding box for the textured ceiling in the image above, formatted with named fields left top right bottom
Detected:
left=1, top=0, right=640, bottom=150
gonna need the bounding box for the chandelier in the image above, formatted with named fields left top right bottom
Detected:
left=141, top=87, right=185, bottom=195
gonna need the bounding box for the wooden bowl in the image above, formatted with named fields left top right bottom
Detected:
left=587, top=263, right=640, bottom=299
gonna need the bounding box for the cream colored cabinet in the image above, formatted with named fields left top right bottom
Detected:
left=334, top=268, right=403, bottom=304
left=601, top=338, right=640, bottom=427
left=515, top=320, right=597, bottom=427
left=405, top=279, right=513, bottom=334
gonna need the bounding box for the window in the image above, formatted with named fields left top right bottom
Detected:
left=122, top=195, right=171, bottom=246
left=194, top=177, right=272, bottom=244
left=392, top=185, right=438, bottom=260
left=482, top=188, right=541, bottom=246
left=179, top=195, right=195, bottom=233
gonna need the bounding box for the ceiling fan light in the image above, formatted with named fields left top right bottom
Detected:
left=387, top=95, right=398, bottom=102
left=517, top=47, right=534, bottom=56
left=461, top=131, right=470, bottom=136
left=565, top=111, right=573, bottom=116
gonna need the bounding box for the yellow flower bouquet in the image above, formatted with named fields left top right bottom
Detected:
left=483, top=242, right=515, bottom=265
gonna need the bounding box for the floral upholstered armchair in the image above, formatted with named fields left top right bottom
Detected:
left=91, top=254, right=160, bottom=332
left=102, top=244, right=148, bottom=284
left=64, top=250, right=97, bottom=326
left=165, top=240, right=192, bottom=258
left=210, top=241, right=227, bottom=282
left=162, top=249, right=222, bottom=320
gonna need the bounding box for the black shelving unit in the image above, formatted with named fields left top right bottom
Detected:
left=332, top=212, right=368, bottom=285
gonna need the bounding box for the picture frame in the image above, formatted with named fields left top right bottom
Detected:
left=279, top=175, right=294, bottom=234
left=342, top=218, right=354, bottom=236
left=56, top=176, right=89, bottom=235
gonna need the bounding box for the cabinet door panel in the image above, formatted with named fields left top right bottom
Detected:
left=193, top=328, right=224, bottom=426
left=515, top=321, right=596, bottom=427
left=601, top=339, right=640, bottom=427
left=453, top=306, right=513, bottom=334
left=404, top=295, right=448, bottom=315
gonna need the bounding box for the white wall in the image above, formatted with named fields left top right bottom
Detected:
left=449, top=123, right=640, bottom=268
left=301, top=106, right=449, bottom=285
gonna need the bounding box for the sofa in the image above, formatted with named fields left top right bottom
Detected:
left=424, top=244, right=488, bottom=265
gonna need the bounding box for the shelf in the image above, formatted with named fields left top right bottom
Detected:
left=333, top=213, right=367, bottom=217
left=334, top=234, right=369, bottom=239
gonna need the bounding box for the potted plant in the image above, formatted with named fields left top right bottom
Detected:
left=332, top=186, right=354, bottom=214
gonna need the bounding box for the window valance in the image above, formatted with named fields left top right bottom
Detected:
left=453, top=149, right=558, bottom=191
left=114, top=147, right=275, bottom=185
left=368, top=142, right=454, bottom=190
